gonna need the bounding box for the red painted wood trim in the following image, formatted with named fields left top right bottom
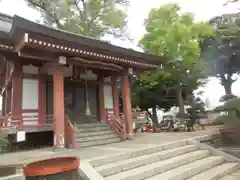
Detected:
left=65, top=115, right=77, bottom=148
left=21, top=73, right=40, bottom=79
left=105, top=108, right=126, bottom=140
left=38, top=76, right=46, bottom=124
left=22, top=109, right=38, bottom=113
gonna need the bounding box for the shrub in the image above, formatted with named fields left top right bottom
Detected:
left=0, top=132, right=9, bottom=153
left=211, top=116, right=224, bottom=126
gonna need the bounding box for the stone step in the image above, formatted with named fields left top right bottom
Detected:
left=75, top=125, right=110, bottom=133
left=97, top=144, right=198, bottom=177
left=75, top=122, right=107, bottom=128
left=145, top=156, right=224, bottom=180
left=219, top=175, right=238, bottom=180
left=219, top=171, right=240, bottom=180
left=186, top=163, right=239, bottom=180
left=79, top=137, right=122, bottom=148
left=90, top=140, right=187, bottom=167
left=104, top=150, right=209, bottom=180
left=77, top=133, right=118, bottom=142
left=76, top=130, right=113, bottom=138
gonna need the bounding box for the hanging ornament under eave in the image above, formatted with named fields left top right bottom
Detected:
left=128, top=68, right=133, bottom=75
left=84, top=67, right=92, bottom=116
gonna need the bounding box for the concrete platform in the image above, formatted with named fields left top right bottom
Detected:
left=0, top=126, right=220, bottom=167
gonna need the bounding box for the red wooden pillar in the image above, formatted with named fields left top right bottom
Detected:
left=98, top=76, right=105, bottom=121
left=53, top=70, right=65, bottom=149
left=122, top=74, right=133, bottom=136
left=2, top=92, right=5, bottom=116
left=112, top=76, right=120, bottom=118
left=11, top=63, right=22, bottom=124
left=38, top=76, right=46, bottom=124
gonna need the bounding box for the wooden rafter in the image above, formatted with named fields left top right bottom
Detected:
left=0, top=44, right=13, bottom=51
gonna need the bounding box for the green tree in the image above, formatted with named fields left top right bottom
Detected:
left=140, top=4, right=213, bottom=115
left=131, top=71, right=197, bottom=125
left=131, top=75, right=177, bottom=111
left=25, top=0, right=129, bottom=38
left=224, top=0, right=239, bottom=5
left=131, top=75, right=176, bottom=125
left=201, top=13, right=240, bottom=95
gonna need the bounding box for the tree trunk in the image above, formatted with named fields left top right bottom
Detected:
left=220, top=73, right=233, bottom=95
left=146, top=106, right=159, bottom=127
left=223, top=82, right=232, bottom=95
left=152, top=107, right=158, bottom=124
left=177, top=83, right=184, bottom=115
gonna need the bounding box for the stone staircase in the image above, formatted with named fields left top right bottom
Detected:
left=87, top=140, right=240, bottom=180
left=74, top=122, right=122, bottom=148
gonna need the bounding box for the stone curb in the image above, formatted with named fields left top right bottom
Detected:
left=80, top=161, right=104, bottom=180
left=188, top=138, right=240, bottom=163
left=0, top=174, right=24, bottom=180
left=192, top=134, right=215, bottom=142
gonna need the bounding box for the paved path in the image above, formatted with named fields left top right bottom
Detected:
left=0, top=126, right=221, bottom=167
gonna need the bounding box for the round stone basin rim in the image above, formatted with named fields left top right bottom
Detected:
left=23, top=156, right=80, bottom=176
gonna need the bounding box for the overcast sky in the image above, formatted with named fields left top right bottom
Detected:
left=0, top=0, right=239, bottom=108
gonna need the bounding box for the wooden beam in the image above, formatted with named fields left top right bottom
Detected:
left=40, top=62, right=72, bottom=77
left=70, top=57, right=123, bottom=70
left=18, top=47, right=58, bottom=62
left=14, top=33, right=29, bottom=52
left=68, top=59, right=122, bottom=72
left=15, top=46, right=123, bottom=72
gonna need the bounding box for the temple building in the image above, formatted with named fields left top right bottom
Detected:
left=0, top=13, right=164, bottom=150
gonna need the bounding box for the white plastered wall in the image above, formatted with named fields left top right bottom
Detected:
left=22, top=65, right=39, bottom=125
left=104, top=84, right=113, bottom=109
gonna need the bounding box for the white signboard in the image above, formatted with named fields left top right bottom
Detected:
left=16, top=131, right=26, bottom=142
